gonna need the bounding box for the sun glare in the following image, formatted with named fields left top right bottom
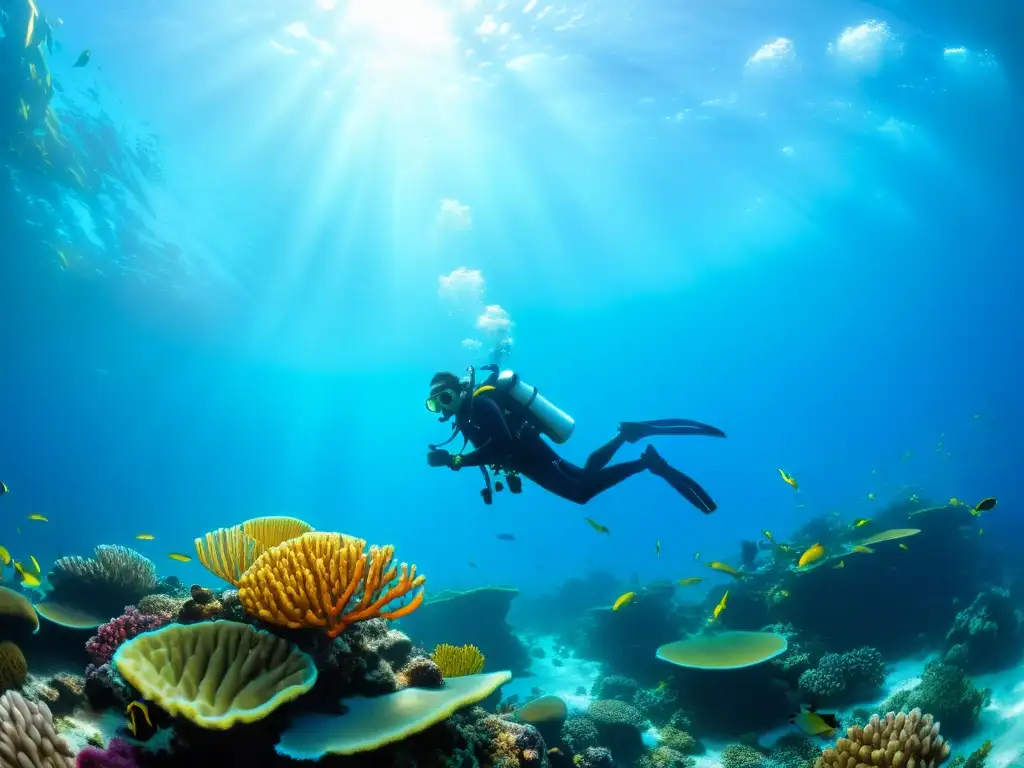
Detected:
left=343, top=0, right=456, bottom=54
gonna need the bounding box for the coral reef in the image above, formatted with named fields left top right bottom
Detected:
left=636, top=745, right=693, bottom=768
left=658, top=726, right=700, bottom=755
left=112, top=620, right=318, bottom=729
left=85, top=606, right=173, bottom=666
left=586, top=699, right=647, bottom=762
left=136, top=594, right=186, bottom=616
left=798, top=647, right=886, bottom=704
left=399, top=586, right=532, bottom=677
left=236, top=532, right=425, bottom=637
left=177, top=585, right=224, bottom=624
left=0, top=641, right=27, bottom=691
left=943, top=588, right=1023, bottom=673
left=48, top=546, right=157, bottom=617
left=76, top=738, right=140, bottom=767
left=575, top=746, right=614, bottom=768
left=881, top=661, right=989, bottom=737
left=398, top=656, right=445, bottom=689
left=0, top=689, right=75, bottom=767
left=721, top=744, right=767, bottom=768
left=591, top=675, right=639, bottom=702
left=633, top=684, right=680, bottom=726
left=561, top=716, right=600, bottom=752
left=817, top=709, right=951, bottom=768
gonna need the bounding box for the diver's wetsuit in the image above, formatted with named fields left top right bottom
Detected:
left=453, top=396, right=649, bottom=505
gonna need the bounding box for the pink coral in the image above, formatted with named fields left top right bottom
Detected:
left=76, top=738, right=139, bottom=767
left=85, top=606, right=172, bottom=666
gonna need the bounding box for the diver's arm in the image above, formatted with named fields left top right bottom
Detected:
left=454, top=397, right=513, bottom=468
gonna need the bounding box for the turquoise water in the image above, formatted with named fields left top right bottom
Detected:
left=1, top=0, right=1020, bottom=601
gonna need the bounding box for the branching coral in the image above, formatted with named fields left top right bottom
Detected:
left=85, top=606, right=173, bottom=666
left=432, top=643, right=485, bottom=677
left=194, top=516, right=314, bottom=586
left=48, top=546, right=157, bottom=613
left=237, top=532, right=425, bottom=638
left=799, top=647, right=886, bottom=703
left=816, top=709, right=951, bottom=768
left=721, top=744, right=767, bottom=768
left=881, top=661, right=989, bottom=737
left=561, top=715, right=599, bottom=752
left=0, top=690, right=75, bottom=767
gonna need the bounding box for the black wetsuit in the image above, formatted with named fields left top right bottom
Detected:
left=453, top=395, right=646, bottom=505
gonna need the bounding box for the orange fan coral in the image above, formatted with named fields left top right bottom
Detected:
left=237, top=532, right=425, bottom=638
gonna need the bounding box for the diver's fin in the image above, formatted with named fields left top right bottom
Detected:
left=620, top=418, right=726, bottom=443
left=643, top=446, right=717, bottom=514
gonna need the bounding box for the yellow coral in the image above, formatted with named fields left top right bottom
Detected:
left=195, top=516, right=313, bottom=586
left=242, top=516, right=314, bottom=548
left=112, top=620, right=317, bottom=730
left=431, top=643, right=485, bottom=677
left=816, top=709, right=951, bottom=768
left=237, top=532, right=426, bottom=638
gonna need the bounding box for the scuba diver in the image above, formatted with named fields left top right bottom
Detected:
left=425, top=365, right=724, bottom=511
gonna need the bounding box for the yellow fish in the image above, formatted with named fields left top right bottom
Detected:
left=777, top=543, right=793, bottom=553
left=790, top=709, right=840, bottom=737
left=775, top=589, right=791, bottom=599
left=168, top=553, right=192, bottom=562
left=710, top=590, right=729, bottom=623
left=0, top=481, right=7, bottom=494
left=851, top=518, right=871, bottom=528
left=707, top=561, right=743, bottom=578
left=0, top=546, right=9, bottom=566
left=978, top=528, right=984, bottom=536
left=898, top=543, right=909, bottom=551
left=612, top=592, right=636, bottom=612
left=584, top=517, right=610, bottom=534
left=135, top=534, right=155, bottom=541
left=832, top=560, right=845, bottom=569
left=678, top=577, right=703, bottom=587
left=655, top=680, right=668, bottom=692
left=949, top=497, right=965, bottom=507
left=762, top=529, right=774, bottom=542
left=27, top=514, right=48, bottom=522
left=29, top=556, right=40, bottom=574
left=24, top=2, right=36, bottom=48
left=656, top=540, right=661, bottom=557
left=798, top=543, right=825, bottom=567
left=18, top=99, right=29, bottom=120
left=14, top=562, right=40, bottom=588
left=126, top=700, right=154, bottom=739
left=970, top=497, right=996, bottom=516
left=851, top=545, right=874, bottom=554
left=778, top=469, right=798, bottom=490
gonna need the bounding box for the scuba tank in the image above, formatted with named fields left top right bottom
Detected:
left=494, top=370, right=575, bottom=444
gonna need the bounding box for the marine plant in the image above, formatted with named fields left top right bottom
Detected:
left=816, top=709, right=950, bottom=768
left=431, top=643, right=485, bottom=677
left=236, top=531, right=425, bottom=637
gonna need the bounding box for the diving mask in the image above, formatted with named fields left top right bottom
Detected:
left=425, top=387, right=460, bottom=414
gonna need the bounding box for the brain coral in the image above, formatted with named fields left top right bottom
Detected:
left=112, top=620, right=317, bottom=730
left=0, top=642, right=27, bottom=691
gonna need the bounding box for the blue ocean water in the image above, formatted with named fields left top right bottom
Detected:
left=1, top=0, right=1021, bottom=604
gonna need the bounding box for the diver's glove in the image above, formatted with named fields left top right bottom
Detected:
left=427, top=449, right=451, bottom=468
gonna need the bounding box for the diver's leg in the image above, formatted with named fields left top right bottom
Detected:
left=583, top=434, right=627, bottom=471
left=642, top=445, right=717, bottom=513
left=522, top=455, right=646, bottom=505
